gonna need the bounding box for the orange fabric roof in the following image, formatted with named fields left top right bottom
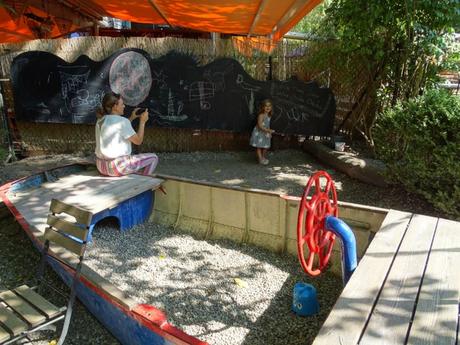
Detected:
left=0, top=7, right=78, bottom=43
left=0, top=0, right=323, bottom=44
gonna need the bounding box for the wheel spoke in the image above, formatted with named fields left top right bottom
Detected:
left=314, top=177, right=322, bottom=196
left=307, top=251, right=315, bottom=268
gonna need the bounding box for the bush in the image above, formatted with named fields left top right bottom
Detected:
left=374, top=89, right=460, bottom=219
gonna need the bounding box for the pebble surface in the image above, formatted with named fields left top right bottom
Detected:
left=85, top=221, right=342, bottom=345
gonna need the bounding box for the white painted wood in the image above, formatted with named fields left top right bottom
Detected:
left=407, top=218, right=460, bottom=345
left=0, top=290, right=46, bottom=326
left=312, top=210, right=412, bottom=345
left=9, top=172, right=163, bottom=233
left=47, top=215, right=89, bottom=240
left=360, top=214, right=438, bottom=344
left=0, top=324, right=10, bottom=343
left=0, top=304, right=28, bottom=335
left=14, top=285, right=60, bottom=318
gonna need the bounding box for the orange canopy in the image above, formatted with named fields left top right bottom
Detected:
left=0, top=0, right=322, bottom=44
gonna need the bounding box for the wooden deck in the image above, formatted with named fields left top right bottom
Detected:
left=313, top=210, right=460, bottom=345
left=6, top=169, right=163, bottom=233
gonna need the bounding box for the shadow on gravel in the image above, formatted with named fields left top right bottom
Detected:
left=87, top=222, right=342, bottom=345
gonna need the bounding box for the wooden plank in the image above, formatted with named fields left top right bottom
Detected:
left=7, top=172, right=99, bottom=201
left=45, top=176, right=162, bottom=214
left=312, top=210, right=413, bottom=345
left=12, top=173, right=162, bottom=204
left=80, top=177, right=163, bottom=213
left=0, top=304, right=28, bottom=335
left=11, top=173, right=163, bottom=217
left=44, top=227, right=83, bottom=256
left=50, top=199, right=93, bottom=226
left=8, top=171, right=164, bottom=238
left=360, top=214, right=438, bottom=344
left=0, top=290, right=46, bottom=327
left=407, top=218, right=460, bottom=345
left=47, top=214, right=88, bottom=241
left=14, top=285, right=61, bottom=319
left=0, top=324, right=11, bottom=343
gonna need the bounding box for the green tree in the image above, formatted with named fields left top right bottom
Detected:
left=303, top=0, right=460, bottom=144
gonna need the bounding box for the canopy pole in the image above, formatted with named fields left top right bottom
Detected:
left=93, top=22, right=99, bottom=36
left=267, top=56, right=273, bottom=81
left=270, top=0, right=306, bottom=39
left=211, top=32, right=220, bottom=56
left=147, top=0, right=173, bottom=27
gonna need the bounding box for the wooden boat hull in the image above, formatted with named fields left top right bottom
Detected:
left=0, top=164, right=205, bottom=345
left=0, top=163, right=389, bottom=344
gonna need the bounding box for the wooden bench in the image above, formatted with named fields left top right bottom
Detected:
left=0, top=199, right=93, bottom=345
left=313, top=210, right=460, bottom=345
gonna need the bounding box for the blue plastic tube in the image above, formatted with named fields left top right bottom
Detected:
left=325, top=216, right=357, bottom=285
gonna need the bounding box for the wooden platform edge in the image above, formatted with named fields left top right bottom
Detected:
left=312, top=210, right=413, bottom=345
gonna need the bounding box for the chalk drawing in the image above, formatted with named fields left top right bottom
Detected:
left=58, top=66, right=103, bottom=119
left=109, top=51, right=152, bottom=106
left=189, top=81, right=215, bottom=110
left=236, top=74, right=261, bottom=91
left=244, top=91, right=255, bottom=117
left=153, top=70, right=168, bottom=89
left=157, top=89, right=188, bottom=122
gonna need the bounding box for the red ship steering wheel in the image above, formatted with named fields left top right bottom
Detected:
left=297, top=171, right=338, bottom=276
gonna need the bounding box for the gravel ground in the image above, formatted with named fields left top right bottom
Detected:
left=85, top=222, right=341, bottom=345
left=156, top=150, right=447, bottom=217
left=0, top=149, right=449, bottom=345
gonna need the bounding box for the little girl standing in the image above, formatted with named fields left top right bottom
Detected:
left=249, top=99, right=275, bottom=165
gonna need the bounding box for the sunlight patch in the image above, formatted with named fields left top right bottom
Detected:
left=221, top=178, right=245, bottom=185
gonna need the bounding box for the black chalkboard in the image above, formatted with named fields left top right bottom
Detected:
left=11, top=49, right=336, bottom=136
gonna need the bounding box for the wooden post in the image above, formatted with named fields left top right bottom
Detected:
left=211, top=32, right=220, bottom=56
left=93, top=21, right=99, bottom=36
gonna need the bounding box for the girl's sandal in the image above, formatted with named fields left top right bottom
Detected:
left=260, top=158, right=269, bottom=165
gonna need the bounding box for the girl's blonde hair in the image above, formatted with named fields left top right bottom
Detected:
left=259, top=99, right=273, bottom=116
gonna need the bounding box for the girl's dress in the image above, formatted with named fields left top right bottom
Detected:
left=249, top=115, right=271, bottom=148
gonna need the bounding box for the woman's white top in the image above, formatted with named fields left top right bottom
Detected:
left=95, top=115, right=136, bottom=159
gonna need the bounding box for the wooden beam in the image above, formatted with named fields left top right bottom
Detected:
left=270, top=0, right=306, bottom=36
left=4, top=0, right=100, bottom=27
left=63, top=0, right=107, bottom=20
left=147, top=0, right=173, bottom=27
left=247, top=0, right=269, bottom=37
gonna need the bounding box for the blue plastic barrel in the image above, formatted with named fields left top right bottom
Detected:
left=292, top=282, right=319, bottom=316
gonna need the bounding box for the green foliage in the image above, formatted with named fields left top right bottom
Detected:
left=299, top=0, right=459, bottom=142
left=374, top=90, right=460, bottom=219
left=292, top=1, right=332, bottom=35
left=325, top=0, right=459, bottom=98
left=440, top=35, right=460, bottom=73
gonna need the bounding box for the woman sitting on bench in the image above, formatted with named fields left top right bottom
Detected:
left=95, top=92, right=159, bottom=177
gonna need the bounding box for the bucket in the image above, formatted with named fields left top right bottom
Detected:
left=334, top=141, right=346, bottom=152
left=332, top=135, right=346, bottom=152
left=292, top=282, right=319, bottom=316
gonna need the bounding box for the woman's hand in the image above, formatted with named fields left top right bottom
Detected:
left=129, top=108, right=141, bottom=122
left=139, top=108, right=149, bottom=124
